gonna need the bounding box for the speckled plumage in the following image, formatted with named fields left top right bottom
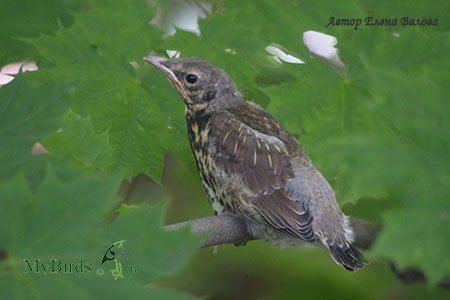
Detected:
left=145, top=56, right=367, bottom=271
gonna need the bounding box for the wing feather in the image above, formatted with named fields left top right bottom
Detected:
left=211, top=112, right=294, bottom=196
left=210, top=110, right=315, bottom=242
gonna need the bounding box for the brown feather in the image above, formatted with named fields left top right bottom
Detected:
left=211, top=110, right=295, bottom=196
left=209, top=105, right=316, bottom=242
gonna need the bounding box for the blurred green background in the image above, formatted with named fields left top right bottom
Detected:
left=1, top=0, right=449, bottom=299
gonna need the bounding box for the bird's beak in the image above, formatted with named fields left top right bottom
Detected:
left=144, top=55, right=180, bottom=86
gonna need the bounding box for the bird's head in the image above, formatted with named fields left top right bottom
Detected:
left=144, top=56, right=244, bottom=113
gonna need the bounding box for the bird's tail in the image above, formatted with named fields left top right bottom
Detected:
left=329, top=243, right=368, bottom=272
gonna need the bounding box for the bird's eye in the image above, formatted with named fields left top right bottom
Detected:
left=185, top=74, right=198, bottom=84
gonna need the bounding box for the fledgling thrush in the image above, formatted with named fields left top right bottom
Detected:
left=145, top=56, right=367, bottom=271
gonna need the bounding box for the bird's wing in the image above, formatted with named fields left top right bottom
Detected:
left=255, top=190, right=315, bottom=242
left=210, top=110, right=315, bottom=242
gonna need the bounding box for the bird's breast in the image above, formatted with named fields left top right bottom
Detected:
left=186, top=111, right=228, bottom=214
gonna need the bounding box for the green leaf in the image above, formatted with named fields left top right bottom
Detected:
left=0, top=158, right=200, bottom=299
left=44, top=110, right=113, bottom=170
left=0, top=77, right=70, bottom=181
left=0, top=0, right=85, bottom=64
left=372, top=202, right=450, bottom=284
left=251, top=2, right=450, bottom=282
left=28, top=0, right=193, bottom=180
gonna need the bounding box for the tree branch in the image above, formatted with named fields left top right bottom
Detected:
left=166, top=214, right=450, bottom=288
left=166, top=214, right=380, bottom=249
left=167, top=214, right=253, bottom=248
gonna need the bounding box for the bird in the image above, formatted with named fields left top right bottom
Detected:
left=144, top=55, right=367, bottom=271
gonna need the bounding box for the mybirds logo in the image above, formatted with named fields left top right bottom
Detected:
left=22, top=240, right=137, bottom=278
left=100, top=240, right=126, bottom=280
